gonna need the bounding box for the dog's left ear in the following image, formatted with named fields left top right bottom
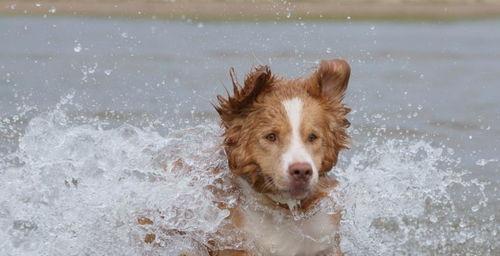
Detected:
left=311, top=60, right=351, bottom=172
left=308, top=59, right=350, bottom=100
left=215, top=65, right=274, bottom=128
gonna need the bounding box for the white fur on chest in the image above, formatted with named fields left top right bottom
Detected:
left=240, top=192, right=338, bottom=256
left=239, top=203, right=337, bottom=256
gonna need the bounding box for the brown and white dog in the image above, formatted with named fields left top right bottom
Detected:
left=139, top=59, right=351, bottom=256
left=212, top=59, right=351, bottom=256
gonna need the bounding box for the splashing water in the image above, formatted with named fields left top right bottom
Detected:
left=0, top=109, right=233, bottom=255
left=0, top=106, right=498, bottom=255
left=338, top=138, right=497, bottom=255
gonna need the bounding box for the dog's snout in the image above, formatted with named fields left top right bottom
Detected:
left=288, top=162, right=312, bottom=181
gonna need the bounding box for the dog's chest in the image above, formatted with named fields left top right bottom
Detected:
left=239, top=206, right=337, bottom=256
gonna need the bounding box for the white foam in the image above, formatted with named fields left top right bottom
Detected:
left=0, top=108, right=497, bottom=255
left=0, top=110, right=234, bottom=255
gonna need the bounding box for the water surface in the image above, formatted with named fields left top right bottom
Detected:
left=0, top=16, right=499, bottom=255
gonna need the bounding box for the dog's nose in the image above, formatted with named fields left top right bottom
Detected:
left=288, top=162, right=312, bottom=181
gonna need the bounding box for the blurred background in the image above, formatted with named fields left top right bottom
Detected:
left=0, top=1, right=499, bottom=255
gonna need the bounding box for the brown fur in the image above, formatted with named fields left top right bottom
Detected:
left=215, top=59, right=350, bottom=208
left=139, top=59, right=351, bottom=256
left=211, top=59, right=350, bottom=256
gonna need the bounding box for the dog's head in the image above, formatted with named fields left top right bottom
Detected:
left=215, top=60, right=350, bottom=203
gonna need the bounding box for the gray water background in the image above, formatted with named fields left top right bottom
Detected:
left=0, top=18, right=499, bottom=253
left=1, top=16, right=499, bottom=178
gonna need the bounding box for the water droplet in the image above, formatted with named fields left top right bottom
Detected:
left=429, top=215, right=438, bottom=223
left=471, top=205, right=480, bottom=212
left=73, top=43, right=82, bottom=53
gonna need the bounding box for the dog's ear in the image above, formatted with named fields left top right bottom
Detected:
left=308, top=59, right=351, bottom=173
left=308, top=59, right=350, bottom=100
left=215, top=65, right=273, bottom=128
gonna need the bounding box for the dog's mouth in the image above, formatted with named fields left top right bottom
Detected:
left=243, top=170, right=314, bottom=202
left=288, top=179, right=312, bottom=199
left=288, top=189, right=311, bottom=200
left=261, top=175, right=312, bottom=199
left=269, top=183, right=313, bottom=203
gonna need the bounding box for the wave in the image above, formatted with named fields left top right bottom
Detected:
left=0, top=106, right=497, bottom=255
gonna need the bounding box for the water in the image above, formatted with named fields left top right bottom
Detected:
left=0, top=16, right=499, bottom=255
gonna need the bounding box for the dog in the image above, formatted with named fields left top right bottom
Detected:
left=139, top=59, right=351, bottom=256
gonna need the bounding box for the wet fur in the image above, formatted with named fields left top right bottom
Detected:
left=216, top=60, right=350, bottom=200
left=214, top=59, right=351, bottom=255
left=138, top=60, right=351, bottom=256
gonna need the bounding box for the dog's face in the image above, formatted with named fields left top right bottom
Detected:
left=216, top=60, right=350, bottom=202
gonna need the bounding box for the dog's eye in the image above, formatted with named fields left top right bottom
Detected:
left=265, top=133, right=277, bottom=142
left=307, top=133, right=318, bottom=142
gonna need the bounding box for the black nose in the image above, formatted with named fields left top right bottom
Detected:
left=288, top=163, right=312, bottom=181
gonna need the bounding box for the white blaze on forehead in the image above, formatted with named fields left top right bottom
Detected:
left=281, top=98, right=318, bottom=183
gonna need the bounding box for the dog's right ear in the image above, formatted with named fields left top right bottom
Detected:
left=215, top=65, right=274, bottom=128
